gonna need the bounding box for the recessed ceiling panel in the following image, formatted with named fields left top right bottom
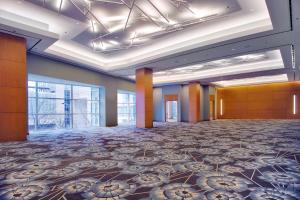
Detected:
left=144, top=49, right=284, bottom=84
left=26, top=0, right=241, bottom=54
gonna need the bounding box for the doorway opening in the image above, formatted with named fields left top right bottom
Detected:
left=166, top=100, right=178, bottom=122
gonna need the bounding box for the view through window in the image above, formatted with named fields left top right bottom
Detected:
left=117, top=90, right=136, bottom=124
left=28, top=80, right=105, bottom=131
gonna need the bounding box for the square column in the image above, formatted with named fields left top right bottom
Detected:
left=0, top=33, right=27, bottom=141
left=136, top=68, right=153, bottom=128
left=188, top=82, right=201, bottom=123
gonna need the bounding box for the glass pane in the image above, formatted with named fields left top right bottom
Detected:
left=73, top=100, right=92, bottom=114
left=118, top=93, right=128, bottom=103
left=28, top=98, right=36, bottom=114
left=118, top=114, right=128, bottom=123
left=117, top=91, right=136, bottom=124
left=28, top=81, right=36, bottom=87
left=73, top=86, right=91, bottom=100
left=91, top=114, right=100, bottom=126
left=38, top=99, right=66, bottom=114
left=118, top=103, right=129, bottom=114
left=37, top=114, right=67, bottom=130
left=28, top=87, right=36, bottom=97
left=91, top=101, right=99, bottom=114
left=37, top=82, right=71, bottom=98
left=91, top=88, right=99, bottom=100
left=73, top=114, right=91, bottom=128
left=28, top=114, right=36, bottom=130
left=129, top=94, right=135, bottom=104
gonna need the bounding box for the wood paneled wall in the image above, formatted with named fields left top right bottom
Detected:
left=217, top=82, right=300, bottom=119
left=0, top=33, right=27, bottom=141
left=136, top=68, right=153, bottom=128
left=164, top=94, right=178, bottom=102
left=188, top=82, right=201, bottom=123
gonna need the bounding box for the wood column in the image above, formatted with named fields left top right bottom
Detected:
left=0, top=33, right=27, bottom=141
left=188, top=82, right=201, bottom=123
left=136, top=68, right=153, bottom=128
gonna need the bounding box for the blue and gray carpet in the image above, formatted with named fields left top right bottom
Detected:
left=0, top=120, right=300, bottom=199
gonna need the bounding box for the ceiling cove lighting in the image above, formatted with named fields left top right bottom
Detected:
left=293, top=94, right=297, bottom=115
left=212, top=74, right=288, bottom=87
left=153, top=50, right=283, bottom=84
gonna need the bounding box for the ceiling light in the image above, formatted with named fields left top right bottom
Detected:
left=108, top=24, right=124, bottom=33
left=189, top=7, right=221, bottom=18
left=212, top=74, right=288, bottom=87
left=90, top=20, right=98, bottom=33
left=99, top=41, right=106, bottom=50
left=56, top=0, right=64, bottom=11
left=237, top=54, right=265, bottom=60
left=109, top=40, right=119, bottom=45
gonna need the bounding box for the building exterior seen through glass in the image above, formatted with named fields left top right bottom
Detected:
left=117, top=90, right=136, bottom=124
left=28, top=80, right=105, bottom=131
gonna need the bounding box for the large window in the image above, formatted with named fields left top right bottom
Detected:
left=117, top=90, right=136, bottom=124
left=28, top=80, right=105, bottom=131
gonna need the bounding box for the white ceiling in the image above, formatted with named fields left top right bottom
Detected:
left=0, top=0, right=299, bottom=86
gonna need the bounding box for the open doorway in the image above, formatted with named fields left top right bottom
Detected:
left=166, top=100, right=178, bottom=122
left=164, top=95, right=178, bottom=122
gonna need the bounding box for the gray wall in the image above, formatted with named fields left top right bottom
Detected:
left=181, top=85, right=189, bottom=122
left=153, top=85, right=183, bottom=122
left=153, top=84, right=212, bottom=122
left=153, top=88, right=163, bottom=121
left=27, top=53, right=135, bottom=127
left=202, top=85, right=210, bottom=121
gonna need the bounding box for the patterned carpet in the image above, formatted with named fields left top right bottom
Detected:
left=0, top=120, right=300, bottom=200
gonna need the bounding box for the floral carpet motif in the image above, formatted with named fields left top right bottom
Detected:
left=0, top=120, right=300, bottom=200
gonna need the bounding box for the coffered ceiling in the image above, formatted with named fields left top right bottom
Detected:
left=0, top=0, right=299, bottom=86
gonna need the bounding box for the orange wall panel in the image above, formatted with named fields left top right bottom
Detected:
left=188, top=82, right=201, bottom=123
left=217, top=82, right=300, bottom=119
left=0, top=33, right=27, bottom=141
left=136, top=68, right=153, bottom=128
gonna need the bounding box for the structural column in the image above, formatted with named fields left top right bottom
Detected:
left=136, top=68, right=153, bottom=128
left=0, top=33, right=27, bottom=141
left=202, top=85, right=210, bottom=121
left=188, top=82, right=201, bottom=123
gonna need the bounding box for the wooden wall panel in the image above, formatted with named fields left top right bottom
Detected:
left=136, top=68, right=153, bottom=128
left=0, top=33, right=27, bottom=141
left=188, top=82, right=201, bottom=123
left=164, top=94, right=178, bottom=102
left=217, top=82, right=300, bottom=119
